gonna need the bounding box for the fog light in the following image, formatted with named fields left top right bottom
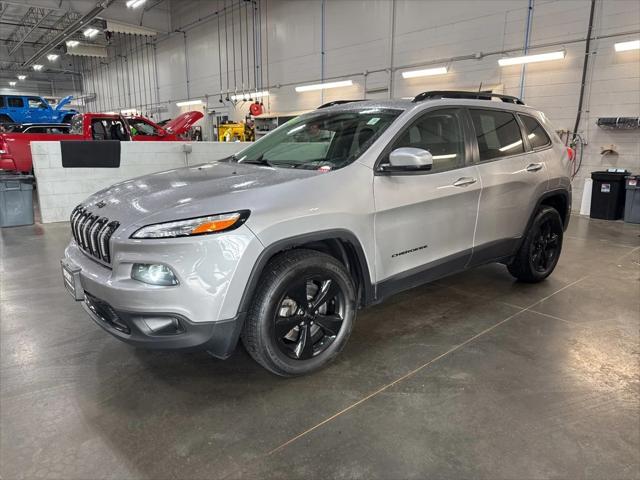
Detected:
left=143, top=317, right=183, bottom=335
left=131, top=263, right=178, bottom=286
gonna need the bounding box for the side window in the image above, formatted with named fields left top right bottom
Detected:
left=0, top=96, right=5, bottom=108
left=519, top=114, right=551, bottom=149
left=469, top=109, right=524, bottom=161
left=390, top=108, right=466, bottom=173
left=28, top=97, right=47, bottom=109
left=7, top=97, right=24, bottom=108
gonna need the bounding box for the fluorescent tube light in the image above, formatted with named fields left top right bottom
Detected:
left=231, top=90, right=270, bottom=101
left=499, top=139, right=523, bottom=152
left=9, top=81, right=16, bottom=87
left=47, top=54, right=59, bottom=61
left=17, top=75, right=26, bottom=80
left=295, top=80, right=353, bottom=92
left=402, top=66, right=448, bottom=79
left=32, top=64, right=43, bottom=71
left=126, top=0, right=147, bottom=7
left=498, top=51, right=565, bottom=66
left=614, top=39, right=640, bottom=52
left=84, top=28, right=99, bottom=38
left=176, top=99, right=203, bottom=107
left=66, top=40, right=79, bottom=47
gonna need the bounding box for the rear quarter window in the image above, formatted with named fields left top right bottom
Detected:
left=7, top=97, right=24, bottom=108
left=519, top=114, right=551, bottom=149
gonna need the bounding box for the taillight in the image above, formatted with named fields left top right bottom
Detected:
left=566, top=147, right=575, bottom=161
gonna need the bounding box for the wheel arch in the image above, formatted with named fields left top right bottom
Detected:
left=237, top=229, right=374, bottom=316
left=537, top=189, right=570, bottom=231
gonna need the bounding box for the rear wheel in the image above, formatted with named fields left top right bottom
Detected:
left=241, top=249, right=356, bottom=376
left=0, top=115, right=12, bottom=124
left=508, top=206, right=563, bottom=283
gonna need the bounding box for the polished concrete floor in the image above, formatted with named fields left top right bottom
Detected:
left=1, top=215, right=639, bottom=479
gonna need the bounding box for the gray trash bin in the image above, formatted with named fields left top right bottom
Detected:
left=624, top=175, right=640, bottom=224
left=0, top=175, right=35, bottom=227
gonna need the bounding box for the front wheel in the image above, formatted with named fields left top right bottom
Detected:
left=508, top=206, right=563, bottom=283
left=241, top=249, right=357, bottom=377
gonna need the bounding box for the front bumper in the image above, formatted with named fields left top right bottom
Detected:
left=81, top=291, right=245, bottom=357
left=62, top=223, right=263, bottom=357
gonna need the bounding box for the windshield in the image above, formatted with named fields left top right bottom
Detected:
left=235, top=108, right=401, bottom=170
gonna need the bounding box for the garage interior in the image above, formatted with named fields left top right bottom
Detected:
left=1, top=1, right=639, bottom=479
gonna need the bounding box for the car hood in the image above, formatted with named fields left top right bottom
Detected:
left=55, top=95, right=73, bottom=111
left=82, top=161, right=317, bottom=227
left=164, top=111, right=204, bottom=135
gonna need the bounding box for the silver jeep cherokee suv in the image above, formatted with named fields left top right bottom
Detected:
left=62, top=91, right=572, bottom=376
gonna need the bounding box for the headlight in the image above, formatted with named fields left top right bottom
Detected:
left=131, top=210, right=249, bottom=239
left=132, top=264, right=179, bottom=286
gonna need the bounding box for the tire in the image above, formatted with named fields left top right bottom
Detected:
left=241, top=249, right=357, bottom=377
left=62, top=114, right=74, bottom=124
left=508, top=206, right=564, bottom=283
left=0, top=115, right=13, bottom=124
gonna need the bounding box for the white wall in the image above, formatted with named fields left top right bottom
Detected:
left=83, top=0, right=640, bottom=209
left=32, top=141, right=248, bottom=223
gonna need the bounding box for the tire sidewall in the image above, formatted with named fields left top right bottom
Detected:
left=257, top=255, right=356, bottom=376
left=526, top=208, right=563, bottom=280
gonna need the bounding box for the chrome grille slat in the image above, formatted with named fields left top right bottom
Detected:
left=69, top=204, right=118, bottom=265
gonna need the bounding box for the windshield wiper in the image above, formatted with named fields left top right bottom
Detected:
left=239, top=154, right=273, bottom=167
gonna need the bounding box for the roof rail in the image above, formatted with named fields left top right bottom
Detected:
left=317, top=99, right=366, bottom=109
left=412, top=90, right=525, bottom=105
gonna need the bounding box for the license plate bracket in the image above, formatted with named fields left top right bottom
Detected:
left=61, top=259, right=84, bottom=301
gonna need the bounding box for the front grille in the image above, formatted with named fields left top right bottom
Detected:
left=70, top=205, right=119, bottom=264
left=85, top=292, right=130, bottom=334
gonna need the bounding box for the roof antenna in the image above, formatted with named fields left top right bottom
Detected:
left=478, top=82, right=483, bottom=92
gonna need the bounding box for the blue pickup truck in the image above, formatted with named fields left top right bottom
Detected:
left=0, top=94, right=78, bottom=124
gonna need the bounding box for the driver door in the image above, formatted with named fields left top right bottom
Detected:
left=373, top=108, right=481, bottom=293
left=26, top=97, right=50, bottom=123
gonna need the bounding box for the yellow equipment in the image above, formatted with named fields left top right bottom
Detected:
left=218, top=122, right=254, bottom=142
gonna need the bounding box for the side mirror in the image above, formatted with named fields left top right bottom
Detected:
left=383, top=147, right=433, bottom=172
left=157, top=129, right=166, bottom=137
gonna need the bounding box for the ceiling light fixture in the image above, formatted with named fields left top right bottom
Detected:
left=614, top=39, right=640, bottom=52
left=498, top=51, right=565, bottom=66
left=126, top=0, right=147, bottom=7
left=66, top=40, right=79, bottom=47
left=401, top=66, right=448, bottom=79
left=32, top=64, right=43, bottom=71
left=47, top=54, right=59, bottom=61
left=231, top=90, right=270, bottom=101
left=83, top=28, right=99, bottom=38
left=295, top=80, right=353, bottom=92
left=175, top=99, right=203, bottom=107
left=17, top=75, right=26, bottom=80
left=9, top=81, right=16, bottom=87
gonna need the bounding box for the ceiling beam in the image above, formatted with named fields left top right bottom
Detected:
left=8, top=7, right=55, bottom=55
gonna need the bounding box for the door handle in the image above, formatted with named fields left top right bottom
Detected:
left=526, top=162, right=543, bottom=172
left=452, top=177, right=477, bottom=187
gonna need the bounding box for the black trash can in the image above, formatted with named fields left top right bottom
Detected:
left=0, top=174, right=35, bottom=227
left=590, top=171, right=628, bottom=220
left=624, top=175, right=640, bottom=224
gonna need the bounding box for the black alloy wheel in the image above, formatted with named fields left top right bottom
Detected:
left=530, top=218, right=561, bottom=274
left=273, top=275, right=346, bottom=360
left=241, top=249, right=357, bottom=376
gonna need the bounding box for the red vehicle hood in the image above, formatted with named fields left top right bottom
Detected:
left=164, top=111, right=203, bottom=135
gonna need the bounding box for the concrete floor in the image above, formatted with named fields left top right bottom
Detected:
left=1, top=215, right=638, bottom=479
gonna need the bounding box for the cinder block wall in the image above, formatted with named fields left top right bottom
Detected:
left=32, top=141, right=249, bottom=223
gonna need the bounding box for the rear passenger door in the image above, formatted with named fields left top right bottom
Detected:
left=373, top=108, right=481, bottom=287
left=5, top=96, right=25, bottom=122
left=468, top=108, right=549, bottom=264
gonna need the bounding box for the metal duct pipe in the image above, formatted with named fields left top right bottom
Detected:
left=22, top=0, right=116, bottom=67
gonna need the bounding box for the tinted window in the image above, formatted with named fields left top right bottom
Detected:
left=519, top=114, right=551, bottom=149
left=389, top=108, right=466, bottom=172
left=7, top=97, right=24, bottom=108
left=0, top=96, right=4, bottom=108
left=128, top=119, right=157, bottom=136
left=470, top=109, right=524, bottom=161
left=28, top=97, right=47, bottom=109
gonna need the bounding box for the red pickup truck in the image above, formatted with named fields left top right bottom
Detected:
left=0, top=111, right=203, bottom=173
